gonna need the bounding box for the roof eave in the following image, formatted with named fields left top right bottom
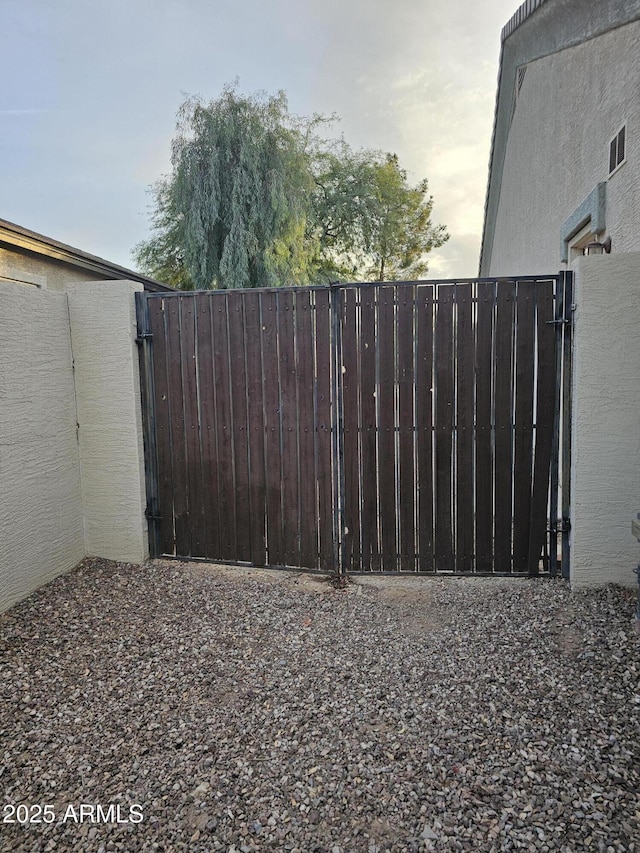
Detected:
left=0, top=218, right=175, bottom=292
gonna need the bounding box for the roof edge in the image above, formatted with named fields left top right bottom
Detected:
left=501, top=0, right=550, bottom=43
left=0, top=218, right=174, bottom=292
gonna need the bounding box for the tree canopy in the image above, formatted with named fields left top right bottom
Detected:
left=311, top=147, right=448, bottom=282
left=133, top=85, right=448, bottom=289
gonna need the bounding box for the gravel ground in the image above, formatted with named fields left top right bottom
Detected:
left=1, top=557, right=639, bottom=853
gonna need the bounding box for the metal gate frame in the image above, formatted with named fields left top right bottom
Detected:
left=136, top=272, right=573, bottom=579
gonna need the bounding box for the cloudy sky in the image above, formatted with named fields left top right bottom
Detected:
left=1, top=0, right=519, bottom=279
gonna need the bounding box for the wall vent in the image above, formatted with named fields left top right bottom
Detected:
left=609, top=126, right=626, bottom=175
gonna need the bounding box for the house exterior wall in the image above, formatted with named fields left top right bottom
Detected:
left=486, top=17, right=640, bottom=276
left=0, top=284, right=85, bottom=612
left=0, top=247, right=112, bottom=291
left=570, top=254, right=640, bottom=589
left=67, top=282, right=149, bottom=564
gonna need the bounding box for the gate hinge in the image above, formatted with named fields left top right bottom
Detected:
left=546, top=318, right=571, bottom=326
left=548, top=518, right=571, bottom=534
left=145, top=506, right=162, bottom=521
left=136, top=331, right=153, bottom=345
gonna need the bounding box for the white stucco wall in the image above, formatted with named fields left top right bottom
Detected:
left=0, top=280, right=150, bottom=613
left=570, top=254, right=640, bottom=589
left=67, top=282, right=149, bottom=564
left=487, top=18, right=640, bottom=276
left=0, top=284, right=85, bottom=611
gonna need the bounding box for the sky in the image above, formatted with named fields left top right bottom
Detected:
left=1, top=0, right=520, bottom=280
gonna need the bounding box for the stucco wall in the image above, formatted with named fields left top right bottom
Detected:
left=0, top=247, right=112, bottom=291
left=570, top=254, right=640, bottom=589
left=0, top=284, right=85, bottom=611
left=67, top=282, right=149, bottom=564
left=487, top=18, right=640, bottom=276
left=1, top=280, right=149, bottom=613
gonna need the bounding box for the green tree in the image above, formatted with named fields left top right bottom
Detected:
left=134, top=178, right=195, bottom=289
left=311, top=149, right=448, bottom=282
left=134, top=85, right=316, bottom=290
left=309, top=142, right=378, bottom=281
left=133, top=86, right=448, bottom=288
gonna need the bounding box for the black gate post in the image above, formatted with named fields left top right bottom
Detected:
left=560, top=270, right=574, bottom=580
left=549, top=271, right=573, bottom=580
left=549, top=276, right=563, bottom=577
left=135, top=291, right=161, bottom=559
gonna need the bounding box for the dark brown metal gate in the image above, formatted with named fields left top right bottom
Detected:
left=136, top=274, right=572, bottom=577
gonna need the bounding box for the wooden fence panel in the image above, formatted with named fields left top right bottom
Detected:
left=358, top=287, right=379, bottom=571
left=212, top=297, right=236, bottom=559
left=314, top=290, right=334, bottom=572
left=455, top=283, right=474, bottom=572
left=226, top=291, right=251, bottom=563
left=494, top=281, right=515, bottom=571
left=195, top=294, right=220, bottom=559
left=261, top=291, right=283, bottom=566
left=416, top=286, right=434, bottom=572
left=296, top=290, right=318, bottom=569
left=166, top=296, right=190, bottom=557
left=397, top=287, right=416, bottom=570
left=435, top=285, right=455, bottom=569
left=243, top=291, right=267, bottom=566
left=341, top=287, right=360, bottom=571
left=528, top=280, right=556, bottom=573
left=179, top=296, right=204, bottom=557
left=513, top=281, right=536, bottom=571
left=377, top=285, right=397, bottom=571
left=475, top=282, right=494, bottom=572
left=278, top=291, right=299, bottom=567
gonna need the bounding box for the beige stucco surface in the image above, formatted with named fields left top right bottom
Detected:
left=1, top=280, right=149, bottom=612
left=570, top=254, right=640, bottom=589
left=0, top=283, right=85, bottom=612
left=67, top=282, right=149, bottom=564
left=487, top=18, right=640, bottom=276
left=0, top=247, right=112, bottom=291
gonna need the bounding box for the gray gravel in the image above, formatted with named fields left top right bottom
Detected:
left=1, top=557, right=639, bottom=852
